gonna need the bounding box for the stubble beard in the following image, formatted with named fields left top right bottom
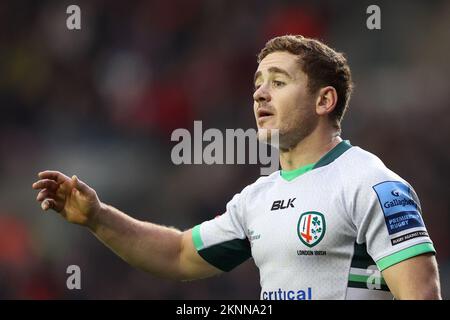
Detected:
left=278, top=108, right=319, bottom=152
left=256, top=111, right=318, bottom=151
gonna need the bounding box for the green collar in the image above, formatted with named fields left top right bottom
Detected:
left=280, top=140, right=352, bottom=181
left=280, top=163, right=315, bottom=182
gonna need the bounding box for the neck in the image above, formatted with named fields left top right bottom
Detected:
left=279, top=124, right=342, bottom=171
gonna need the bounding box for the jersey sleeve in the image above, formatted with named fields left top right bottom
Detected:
left=191, top=191, right=251, bottom=272
left=352, top=173, right=436, bottom=272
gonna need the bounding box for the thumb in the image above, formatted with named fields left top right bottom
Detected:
left=71, top=175, right=90, bottom=193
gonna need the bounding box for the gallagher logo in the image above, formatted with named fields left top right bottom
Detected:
left=297, top=212, right=326, bottom=247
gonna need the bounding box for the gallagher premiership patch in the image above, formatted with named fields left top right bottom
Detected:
left=372, top=181, right=424, bottom=235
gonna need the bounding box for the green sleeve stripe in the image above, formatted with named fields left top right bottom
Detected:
left=348, top=274, right=387, bottom=285
left=192, top=225, right=251, bottom=272
left=192, top=225, right=204, bottom=250
left=376, top=242, right=436, bottom=271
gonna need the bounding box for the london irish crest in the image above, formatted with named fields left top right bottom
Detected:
left=297, top=212, right=326, bottom=247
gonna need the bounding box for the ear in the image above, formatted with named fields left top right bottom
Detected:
left=315, top=86, right=338, bottom=116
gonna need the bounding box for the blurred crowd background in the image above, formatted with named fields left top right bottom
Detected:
left=0, top=0, right=449, bottom=299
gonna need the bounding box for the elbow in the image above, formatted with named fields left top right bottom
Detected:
left=167, top=266, right=194, bottom=282
left=139, top=265, right=187, bottom=282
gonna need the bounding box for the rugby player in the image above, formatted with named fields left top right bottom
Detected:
left=32, top=35, right=441, bottom=300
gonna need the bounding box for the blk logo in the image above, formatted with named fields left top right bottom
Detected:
left=271, top=198, right=296, bottom=211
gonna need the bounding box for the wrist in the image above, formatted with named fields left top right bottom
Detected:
left=86, top=202, right=106, bottom=231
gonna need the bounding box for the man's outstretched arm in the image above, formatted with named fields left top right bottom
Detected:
left=32, top=170, right=222, bottom=281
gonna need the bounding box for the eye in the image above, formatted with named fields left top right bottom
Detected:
left=272, top=80, right=285, bottom=88
left=254, top=83, right=261, bottom=91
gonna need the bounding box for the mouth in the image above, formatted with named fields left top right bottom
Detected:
left=257, top=109, right=274, bottom=121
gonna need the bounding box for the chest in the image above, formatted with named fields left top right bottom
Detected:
left=245, top=183, right=356, bottom=266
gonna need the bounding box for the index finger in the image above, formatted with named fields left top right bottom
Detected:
left=38, top=170, right=71, bottom=184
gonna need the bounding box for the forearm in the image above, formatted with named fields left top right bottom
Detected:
left=88, top=203, right=184, bottom=280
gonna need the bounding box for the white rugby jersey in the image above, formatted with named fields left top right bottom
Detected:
left=192, top=140, right=435, bottom=300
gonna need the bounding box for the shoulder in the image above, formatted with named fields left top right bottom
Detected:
left=336, top=145, right=408, bottom=187
left=241, top=171, right=280, bottom=198
left=230, top=171, right=280, bottom=205
left=223, top=171, right=279, bottom=216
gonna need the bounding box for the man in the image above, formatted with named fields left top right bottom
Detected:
left=32, top=35, right=441, bottom=300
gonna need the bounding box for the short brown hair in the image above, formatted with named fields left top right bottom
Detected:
left=257, top=35, right=353, bottom=127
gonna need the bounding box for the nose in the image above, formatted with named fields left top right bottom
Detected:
left=253, top=84, right=271, bottom=103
